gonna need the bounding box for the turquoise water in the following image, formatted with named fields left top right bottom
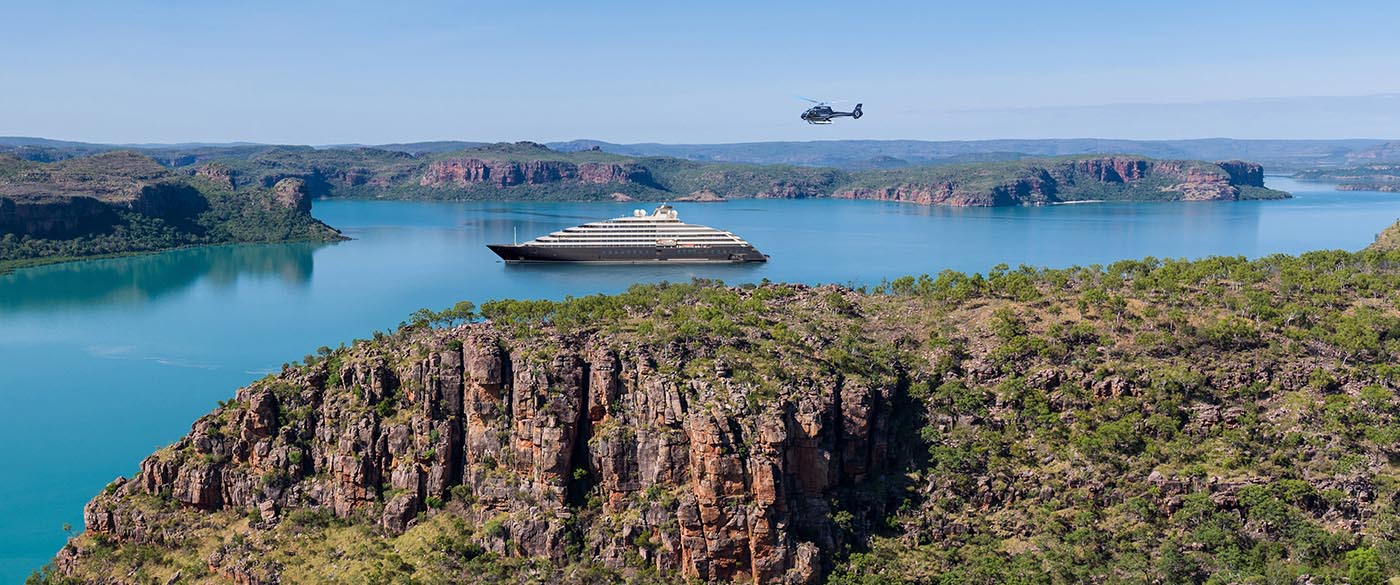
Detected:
left=2, top=177, right=1399, bottom=578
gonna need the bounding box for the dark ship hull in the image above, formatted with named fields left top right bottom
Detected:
left=488, top=244, right=767, bottom=264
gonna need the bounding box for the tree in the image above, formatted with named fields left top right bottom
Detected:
left=1346, top=547, right=1384, bottom=585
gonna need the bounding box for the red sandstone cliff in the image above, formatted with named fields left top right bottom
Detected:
left=69, top=311, right=899, bottom=584
left=420, top=158, right=657, bottom=189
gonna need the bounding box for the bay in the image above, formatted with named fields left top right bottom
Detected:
left=1, top=177, right=1398, bottom=579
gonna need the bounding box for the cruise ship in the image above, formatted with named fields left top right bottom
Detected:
left=487, top=204, right=768, bottom=264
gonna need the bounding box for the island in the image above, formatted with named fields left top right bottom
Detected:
left=1294, top=164, right=1400, bottom=192
left=36, top=240, right=1400, bottom=583
left=1, top=142, right=1288, bottom=272
left=0, top=152, right=342, bottom=273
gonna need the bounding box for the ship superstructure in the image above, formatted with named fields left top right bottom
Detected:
left=488, top=204, right=767, bottom=264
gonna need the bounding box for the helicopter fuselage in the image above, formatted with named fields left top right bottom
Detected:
left=800, top=103, right=862, bottom=124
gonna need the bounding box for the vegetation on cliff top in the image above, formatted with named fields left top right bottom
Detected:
left=0, top=152, right=343, bottom=273
left=38, top=245, right=1400, bottom=583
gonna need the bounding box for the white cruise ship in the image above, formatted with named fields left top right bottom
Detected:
left=487, top=204, right=767, bottom=264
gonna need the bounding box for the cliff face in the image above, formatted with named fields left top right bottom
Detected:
left=420, top=159, right=658, bottom=190
left=0, top=195, right=119, bottom=239
left=271, top=178, right=312, bottom=213
left=44, top=271, right=1400, bottom=583
left=1216, top=160, right=1266, bottom=187
left=0, top=152, right=207, bottom=236
left=832, top=157, right=1281, bottom=206
left=72, top=321, right=894, bottom=583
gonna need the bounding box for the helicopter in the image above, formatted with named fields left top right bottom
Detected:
left=799, top=97, right=863, bottom=124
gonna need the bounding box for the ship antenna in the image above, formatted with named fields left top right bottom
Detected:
left=513, top=226, right=518, bottom=245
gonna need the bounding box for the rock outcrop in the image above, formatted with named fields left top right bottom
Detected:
left=1216, top=160, right=1266, bottom=187
left=272, top=178, right=312, bottom=213
left=676, top=189, right=726, bottom=202
left=70, top=311, right=902, bottom=583
left=194, top=163, right=236, bottom=191
left=420, top=158, right=658, bottom=190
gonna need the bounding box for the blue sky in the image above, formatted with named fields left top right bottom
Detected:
left=4, top=0, right=1400, bottom=144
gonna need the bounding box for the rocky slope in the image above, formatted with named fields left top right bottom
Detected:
left=41, top=254, right=1400, bottom=583
left=1367, top=219, right=1400, bottom=252
left=0, top=152, right=342, bottom=272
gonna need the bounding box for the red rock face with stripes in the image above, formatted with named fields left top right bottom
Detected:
left=419, top=158, right=656, bottom=188
left=75, top=323, right=900, bottom=584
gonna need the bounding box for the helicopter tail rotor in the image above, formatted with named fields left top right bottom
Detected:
left=852, top=103, right=863, bottom=119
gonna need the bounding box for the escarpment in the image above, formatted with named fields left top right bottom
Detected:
left=65, top=288, right=911, bottom=584
left=420, top=158, right=659, bottom=190
left=49, top=252, right=1400, bottom=583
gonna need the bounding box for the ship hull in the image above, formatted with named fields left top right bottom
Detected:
left=488, top=244, right=767, bottom=264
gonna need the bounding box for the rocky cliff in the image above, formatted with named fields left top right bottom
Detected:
left=832, top=157, right=1282, bottom=206
left=56, top=284, right=913, bottom=584
left=44, top=265, right=1400, bottom=583
left=0, top=195, right=120, bottom=239
left=420, top=158, right=659, bottom=190
left=0, top=152, right=342, bottom=272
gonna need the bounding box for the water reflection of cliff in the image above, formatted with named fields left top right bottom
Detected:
left=0, top=242, right=329, bottom=312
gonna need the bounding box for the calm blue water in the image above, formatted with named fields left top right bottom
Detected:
left=1, top=177, right=1398, bottom=578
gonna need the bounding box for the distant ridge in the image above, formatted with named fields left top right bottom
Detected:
left=3, top=136, right=1395, bottom=170
left=546, top=138, right=1395, bottom=170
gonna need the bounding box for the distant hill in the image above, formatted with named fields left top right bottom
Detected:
left=546, top=138, right=1387, bottom=170
left=1294, top=164, right=1400, bottom=192
left=0, top=140, right=1288, bottom=206
left=158, top=142, right=1286, bottom=206
left=1345, top=141, right=1400, bottom=164
left=1, top=136, right=1390, bottom=170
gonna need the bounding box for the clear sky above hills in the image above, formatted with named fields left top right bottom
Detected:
left=4, top=0, right=1400, bottom=144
